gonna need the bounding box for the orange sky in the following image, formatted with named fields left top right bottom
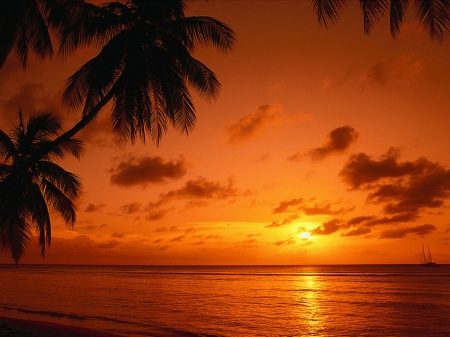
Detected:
left=1, top=1, right=450, bottom=265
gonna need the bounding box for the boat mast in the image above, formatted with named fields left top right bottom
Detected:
left=428, top=245, right=433, bottom=263
left=422, top=244, right=427, bottom=264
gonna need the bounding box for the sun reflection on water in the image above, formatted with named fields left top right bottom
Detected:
left=293, top=273, right=324, bottom=336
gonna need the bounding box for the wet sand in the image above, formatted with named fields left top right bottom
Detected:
left=0, top=316, right=122, bottom=337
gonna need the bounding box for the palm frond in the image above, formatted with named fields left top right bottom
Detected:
left=0, top=212, right=31, bottom=264
left=312, top=0, right=349, bottom=29
left=0, top=0, right=33, bottom=68
left=180, top=16, right=236, bottom=53
left=360, top=0, right=389, bottom=35
left=0, top=129, right=18, bottom=162
left=56, top=1, right=120, bottom=58
left=390, top=0, right=409, bottom=38
left=38, top=161, right=82, bottom=199
left=28, top=182, right=51, bottom=256
left=415, top=0, right=450, bottom=42
left=41, top=177, right=77, bottom=226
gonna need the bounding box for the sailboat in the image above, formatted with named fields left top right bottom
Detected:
left=421, top=244, right=437, bottom=267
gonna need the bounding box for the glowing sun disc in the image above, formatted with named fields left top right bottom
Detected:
left=300, top=232, right=311, bottom=239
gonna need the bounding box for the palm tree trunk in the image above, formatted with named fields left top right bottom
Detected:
left=53, top=89, right=116, bottom=146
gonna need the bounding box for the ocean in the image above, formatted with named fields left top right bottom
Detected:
left=0, top=264, right=449, bottom=336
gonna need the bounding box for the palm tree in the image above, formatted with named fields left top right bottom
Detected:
left=312, top=0, right=450, bottom=42
left=0, top=0, right=86, bottom=69
left=0, top=110, right=83, bottom=263
left=51, top=0, right=236, bottom=146
left=0, top=0, right=54, bottom=69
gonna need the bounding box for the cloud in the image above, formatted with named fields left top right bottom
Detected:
left=307, top=125, right=359, bottom=161
left=272, top=198, right=305, bottom=213
left=84, top=203, right=106, bottom=213
left=311, top=219, right=344, bottom=235
left=340, top=148, right=450, bottom=216
left=141, top=177, right=239, bottom=221
left=380, top=224, right=437, bottom=239
left=266, top=214, right=300, bottom=228
left=341, top=227, right=371, bottom=237
left=223, top=104, right=284, bottom=143
left=98, top=240, right=121, bottom=249
left=121, top=202, right=141, bottom=214
left=146, top=209, right=169, bottom=221
left=273, top=238, right=296, bottom=246
left=361, top=55, right=423, bottom=86
left=347, top=216, right=376, bottom=226
left=111, top=232, right=128, bottom=238
left=156, top=226, right=179, bottom=232
left=110, top=155, right=188, bottom=187
left=170, top=235, right=185, bottom=242
left=272, top=197, right=353, bottom=216
left=159, top=176, right=238, bottom=202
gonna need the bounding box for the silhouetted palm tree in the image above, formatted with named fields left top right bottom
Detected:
left=0, top=111, right=83, bottom=263
left=53, top=0, right=236, bottom=145
left=313, top=0, right=450, bottom=42
left=0, top=0, right=55, bottom=69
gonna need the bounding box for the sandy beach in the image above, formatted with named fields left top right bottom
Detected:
left=0, top=316, right=122, bottom=337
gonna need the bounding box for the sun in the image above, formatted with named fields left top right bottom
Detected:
left=300, top=232, right=312, bottom=239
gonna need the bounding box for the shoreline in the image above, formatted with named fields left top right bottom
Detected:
left=0, top=315, right=122, bottom=337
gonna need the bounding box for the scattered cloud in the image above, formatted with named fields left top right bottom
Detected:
left=273, top=238, right=296, bottom=246
left=272, top=197, right=353, bottom=216
left=340, top=147, right=450, bottom=216
left=111, top=232, right=128, bottom=238
left=309, top=125, right=358, bottom=161
left=266, top=214, right=299, bottom=228
left=380, top=224, right=437, bottom=239
left=341, top=227, right=371, bottom=237
left=170, top=235, right=185, bottom=242
left=223, top=104, right=284, bottom=143
left=311, top=219, right=344, bottom=235
left=84, top=203, right=106, bottom=213
left=110, top=155, right=188, bottom=187
left=156, top=226, right=179, bottom=232
left=121, top=202, right=141, bottom=214
left=361, top=54, right=424, bottom=86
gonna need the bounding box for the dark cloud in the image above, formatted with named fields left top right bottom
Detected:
left=273, top=238, right=296, bottom=246
left=156, top=226, right=179, bottom=232
left=142, top=177, right=239, bottom=221
left=223, top=104, right=284, bottom=143
left=185, top=227, right=196, bottom=234
left=347, top=216, right=376, bottom=226
left=191, top=241, right=205, bottom=245
left=153, top=239, right=164, bottom=243
left=146, top=209, right=169, bottom=221
left=307, top=125, right=358, bottom=161
left=266, top=214, right=299, bottom=228
left=362, top=55, right=423, bottom=86
left=121, top=202, right=141, bottom=214
left=380, top=224, right=436, bottom=239
left=111, top=232, right=128, bottom=238
left=340, top=148, right=450, bottom=216
left=98, top=240, right=121, bottom=249
left=84, top=203, right=106, bottom=213
left=365, top=213, right=420, bottom=226
left=311, top=219, right=344, bottom=235
left=272, top=198, right=305, bottom=213
left=272, top=197, right=353, bottom=216
left=110, top=155, right=187, bottom=187
left=341, top=227, right=371, bottom=237
left=170, top=235, right=185, bottom=242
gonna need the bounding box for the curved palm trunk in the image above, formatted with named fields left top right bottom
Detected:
left=50, top=88, right=115, bottom=149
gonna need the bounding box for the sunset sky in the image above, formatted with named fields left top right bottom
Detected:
left=1, top=0, right=450, bottom=265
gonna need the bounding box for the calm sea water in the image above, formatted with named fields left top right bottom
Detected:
left=0, top=264, right=449, bottom=336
